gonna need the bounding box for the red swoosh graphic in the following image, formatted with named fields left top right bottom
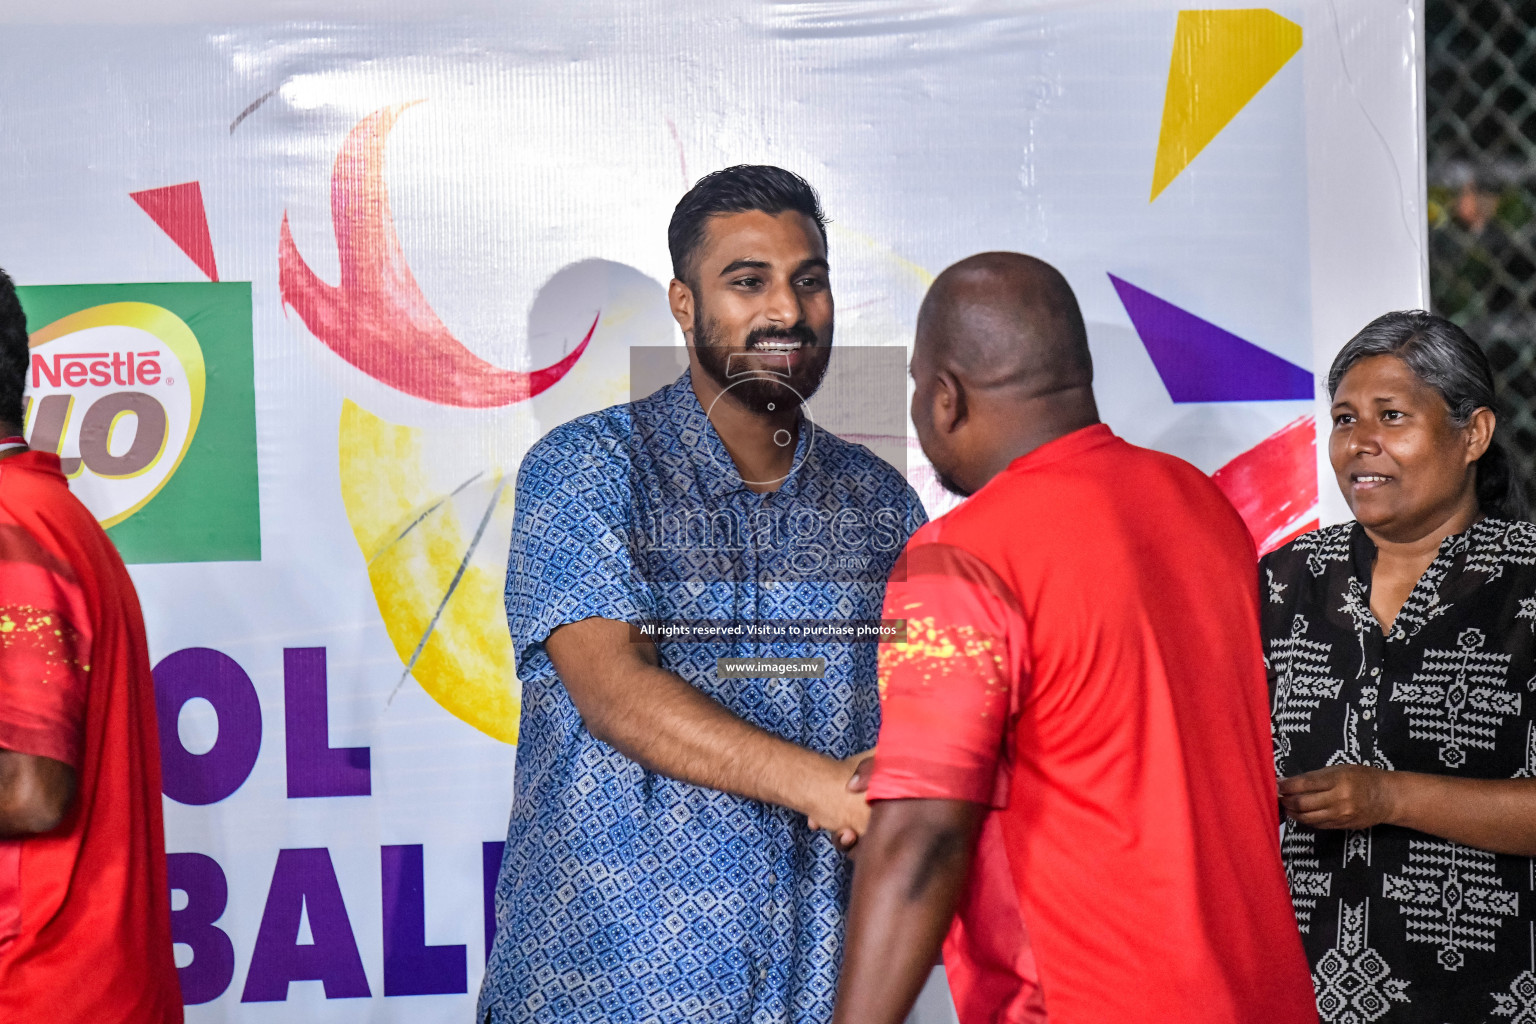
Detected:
left=279, top=102, right=593, bottom=407
left=1211, top=415, right=1320, bottom=554
left=900, top=417, right=1321, bottom=548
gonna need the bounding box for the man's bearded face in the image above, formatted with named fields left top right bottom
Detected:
left=692, top=299, right=834, bottom=411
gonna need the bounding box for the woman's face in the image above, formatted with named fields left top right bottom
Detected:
left=1329, top=354, right=1492, bottom=542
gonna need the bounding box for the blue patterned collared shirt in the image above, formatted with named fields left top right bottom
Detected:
left=479, top=370, right=925, bottom=1024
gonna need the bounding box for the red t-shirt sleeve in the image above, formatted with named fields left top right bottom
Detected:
left=0, top=523, right=91, bottom=767
left=867, top=540, right=1026, bottom=808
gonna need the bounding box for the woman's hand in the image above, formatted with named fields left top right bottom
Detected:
left=1281, top=767, right=1536, bottom=855
left=1279, top=765, right=1400, bottom=830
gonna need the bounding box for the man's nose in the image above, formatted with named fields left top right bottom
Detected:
left=763, top=277, right=802, bottom=327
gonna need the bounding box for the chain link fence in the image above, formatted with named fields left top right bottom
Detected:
left=1427, top=0, right=1536, bottom=499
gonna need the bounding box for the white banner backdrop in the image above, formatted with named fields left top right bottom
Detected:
left=0, top=1, right=1424, bottom=1019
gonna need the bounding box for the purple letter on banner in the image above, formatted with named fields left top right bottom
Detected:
left=284, top=648, right=370, bottom=798
left=241, top=848, right=371, bottom=1002
left=382, top=845, right=468, bottom=996
left=153, top=648, right=262, bottom=805
left=483, top=840, right=504, bottom=963
left=168, top=852, right=236, bottom=1005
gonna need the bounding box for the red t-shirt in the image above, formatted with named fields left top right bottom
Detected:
left=868, top=425, right=1316, bottom=1024
left=0, top=451, right=182, bottom=1022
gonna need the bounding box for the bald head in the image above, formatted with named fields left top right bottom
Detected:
left=916, top=252, right=1092, bottom=396
left=909, top=253, right=1099, bottom=497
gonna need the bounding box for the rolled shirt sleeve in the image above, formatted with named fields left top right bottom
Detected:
left=0, top=524, right=91, bottom=768
left=867, top=540, right=1027, bottom=808
left=504, top=423, right=658, bottom=677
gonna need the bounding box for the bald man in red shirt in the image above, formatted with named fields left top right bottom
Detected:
left=832, top=254, right=1316, bottom=1024
left=0, top=268, right=182, bottom=1022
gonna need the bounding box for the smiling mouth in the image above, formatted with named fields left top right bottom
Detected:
left=1352, top=473, right=1393, bottom=488
left=749, top=337, right=805, bottom=353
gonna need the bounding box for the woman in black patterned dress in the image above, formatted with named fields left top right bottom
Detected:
left=1263, top=311, right=1536, bottom=1023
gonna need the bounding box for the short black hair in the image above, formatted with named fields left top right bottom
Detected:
left=0, top=268, right=26, bottom=431
left=667, top=165, right=828, bottom=285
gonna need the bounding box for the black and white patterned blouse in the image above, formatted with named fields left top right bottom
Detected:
left=1262, top=518, right=1536, bottom=1024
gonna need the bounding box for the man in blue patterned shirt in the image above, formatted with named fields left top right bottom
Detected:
left=477, top=166, right=927, bottom=1023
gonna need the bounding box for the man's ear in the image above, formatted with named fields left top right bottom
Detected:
left=931, top=370, right=968, bottom=436
left=668, top=278, right=695, bottom=340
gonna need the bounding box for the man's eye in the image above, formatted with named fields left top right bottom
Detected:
left=734, top=277, right=761, bottom=288
left=1382, top=410, right=1404, bottom=421
left=796, top=277, right=826, bottom=289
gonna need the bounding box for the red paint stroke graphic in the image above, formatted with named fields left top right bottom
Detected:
left=131, top=181, right=219, bottom=282
left=279, top=102, right=592, bottom=407
left=1211, top=415, right=1320, bottom=555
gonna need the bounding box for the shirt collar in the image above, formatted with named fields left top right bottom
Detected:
left=1004, top=422, right=1117, bottom=476
left=657, top=368, right=815, bottom=501
left=1348, top=515, right=1500, bottom=574
left=0, top=450, right=65, bottom=482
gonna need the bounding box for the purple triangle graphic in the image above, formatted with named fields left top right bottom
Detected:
left=1108, top=274, right=1312, bottom=403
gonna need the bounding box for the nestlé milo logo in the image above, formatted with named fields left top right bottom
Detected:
left=18, top=282, right=258, bottom=565
left=27, top=302, right=205, bottom=527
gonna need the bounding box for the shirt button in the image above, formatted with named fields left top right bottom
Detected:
left=1362, top=710, right=1374, bottom=720
left=1371, top=668, right=1381, bottom=677
left=766, top=872, right=777, bottom=885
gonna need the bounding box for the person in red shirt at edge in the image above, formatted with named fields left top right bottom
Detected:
left=831, top=253, right=1317, bottom=1024
left=0, top=267, right=182, bottom=1022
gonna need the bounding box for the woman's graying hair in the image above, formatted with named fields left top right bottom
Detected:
left=1327, top=309, right=1528, bottom=521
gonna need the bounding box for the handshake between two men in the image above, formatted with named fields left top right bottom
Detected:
left=542, top=616, right=880, bottom=853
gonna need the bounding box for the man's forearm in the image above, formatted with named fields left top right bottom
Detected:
left=546, top=616, right=867, bottom=830
left=589, top=659, right=846, bottom=818
left=0, top=749, right=75, bottom=836
left=833, top=799, right=984, bottom=1024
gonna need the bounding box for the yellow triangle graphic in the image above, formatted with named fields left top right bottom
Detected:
left=1150, top=9, right=1302, bottom=201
